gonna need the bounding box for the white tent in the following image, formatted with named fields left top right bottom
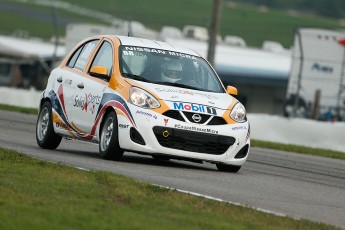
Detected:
left=0, top=35, right=66, bottom=89
left=0, top=35, right=65, bottom=59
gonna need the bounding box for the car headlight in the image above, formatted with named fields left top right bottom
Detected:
left=230, top=102, right=247, bottom=123
left=129, top=87, right=160, bottom=109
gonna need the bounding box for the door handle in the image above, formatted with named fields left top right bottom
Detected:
left=77, top=83, right=84, bottom=89
left=57, top=77, right=62, bottom=83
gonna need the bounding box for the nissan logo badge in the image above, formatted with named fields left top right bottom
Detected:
left=192, top=114, right=202, bottom=123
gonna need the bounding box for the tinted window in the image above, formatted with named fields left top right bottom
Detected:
left=89, top=41, right=113, bottom=76
left=67, top=45, right=83, bottom=68
left=120, top=46, right=224, bottom=93
left=68, top=40, right=98, bottom=71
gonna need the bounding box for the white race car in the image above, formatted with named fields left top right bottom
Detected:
left=36, top=35, right=250, bottom=172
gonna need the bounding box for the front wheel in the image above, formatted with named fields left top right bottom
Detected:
left=36, top=101, right=62, bottom=149
left=216, top=163, right=241, bottom=173
left=99, top=111, right=124, bottom=160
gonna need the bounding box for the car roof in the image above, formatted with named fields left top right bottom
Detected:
left=115, top=35, right=200, bottom=57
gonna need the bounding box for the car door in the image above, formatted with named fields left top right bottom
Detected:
left=71, top=40, right=114, bottom=136
left=53, top=39, right=99, bottom=136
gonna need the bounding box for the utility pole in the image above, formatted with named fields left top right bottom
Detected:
left=51, top=2, right=59, bottom=62
left=207, top=0, right=223, bottom=66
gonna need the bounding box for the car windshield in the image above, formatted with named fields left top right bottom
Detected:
left=119, top=45, right=225, bottom=93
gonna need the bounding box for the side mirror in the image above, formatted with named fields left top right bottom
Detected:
left=226, top=85, right=238, bottom=95
left=89, top=65, right=110, bottom=81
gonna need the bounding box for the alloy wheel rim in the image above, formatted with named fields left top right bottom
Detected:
left=37, top=107, right=49, bottom=141
left=101, top=117, right=113, bottom=151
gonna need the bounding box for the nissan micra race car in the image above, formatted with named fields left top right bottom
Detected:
left=36, top=35, right=250, bottom=172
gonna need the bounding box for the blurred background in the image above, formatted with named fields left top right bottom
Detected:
left=1, top=0, right=345, bottom=122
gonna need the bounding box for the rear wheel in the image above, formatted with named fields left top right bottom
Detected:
left=216, top=163, right=241, bottom=173
left=99, top=111, right=124, bottom=160
left=36, top=101, right=62, bottom=149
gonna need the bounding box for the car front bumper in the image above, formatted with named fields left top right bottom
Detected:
left=117, top=106, right=250, bottom=166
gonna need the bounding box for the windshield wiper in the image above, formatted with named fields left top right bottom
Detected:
left=155, top=81, right=201, bottom=91
left=121, top=73, right=149, bottom=82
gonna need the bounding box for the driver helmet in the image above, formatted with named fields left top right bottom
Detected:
left=161, top=59, right=183, bottom=83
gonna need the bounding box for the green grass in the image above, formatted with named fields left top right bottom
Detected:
left=2, top=0, right=344, bottom=47
left=0, top=1, right=104, bottom=38
left=0, top=104, right=37, bottom=115
left=251, top=140, right=345, bottom=160
left=0, top=11, right=54, bottom=38
left=0, top=147, right=339, bottom=230
left=59, top=0, right=345, bottom=47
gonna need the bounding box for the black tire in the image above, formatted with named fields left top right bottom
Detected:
left=99, top=111, right=124, bottom=160
left=216, top=163, right=241, bottom=173
left=36, top=101, right=62, bottom=149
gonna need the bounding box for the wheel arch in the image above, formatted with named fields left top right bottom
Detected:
left=99, top=106, right=117, bottom=137
left=39, top=97, right=51, bottom=110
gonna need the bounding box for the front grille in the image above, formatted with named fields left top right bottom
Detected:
left=208, top=116, right=227, bottom=125
left=153, top=126, right=235, bottom=155
left=162, top=110, right=184, bottom=122
left=163, top=110, right=227, bottom=125
left=183, top=111, right=210, bottom=123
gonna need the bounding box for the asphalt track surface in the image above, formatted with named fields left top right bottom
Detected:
left=1, top=110, right=345, bottom=228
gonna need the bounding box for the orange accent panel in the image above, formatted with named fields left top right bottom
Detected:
left=52, top=112, right=60, bottom=123
left=52, top=111, right=76, bottom=136
left=109, top=37, right=122, bottom=90
left=222, top=98, right=239, bottom=125
left=115, top=109, right=125, bottom=117
left=152, top=100, right=170, bottom=114
left=71, top=121, right=86, bottom=134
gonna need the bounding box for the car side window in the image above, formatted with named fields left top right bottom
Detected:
left=67, top=40, right=99, bottom=71
left=67, top=45, right=83, bottom=68
left=89, top=41, right=113, bottom=77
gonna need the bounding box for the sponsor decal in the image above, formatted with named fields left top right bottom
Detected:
left=174, top=124, right=218, bottom=134
left=232, top=126, right=247, bottom=131
left=164, top=118, right=169, bottom=126
left=311, top=63, right=333, bottom=73
left=74, top=93, right=101, bottom=114
left=115, top=82, right=124, bottom=91
left=155, top=88, right=218, bottom=99
left=55, top=121, right=68, bottom=129
left=173, top=102, right=216, bottom=115
left=90, top=104, right=96, bottom=114
left=123, top=46, right=197, bottom=60
left=49, top=85, right=136, bottom=141
left=245, top=124, right=250, bottom=143
left=191, top=113, right=202, bottom=123
left=136, top=110, right=158, bottom=119
left=119, top=124, right=129, bottom=128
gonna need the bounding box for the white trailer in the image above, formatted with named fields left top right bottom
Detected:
left=286, top=27, right=345, bottom=120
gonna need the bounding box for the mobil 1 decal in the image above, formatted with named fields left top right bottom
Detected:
left=173, top=102, right=217, bottom=115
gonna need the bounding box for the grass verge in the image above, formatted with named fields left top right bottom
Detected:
left=0, top=103, right=37, bottom=114
left=0, top=147, right=339, bottom=230
left=251, top=140, right=345, bottom=160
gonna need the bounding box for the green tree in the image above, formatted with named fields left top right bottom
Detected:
left=313, top=0, right=343, bottom=18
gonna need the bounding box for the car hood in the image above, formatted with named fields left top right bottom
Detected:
left=134, top=81, right=235, bottom=110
